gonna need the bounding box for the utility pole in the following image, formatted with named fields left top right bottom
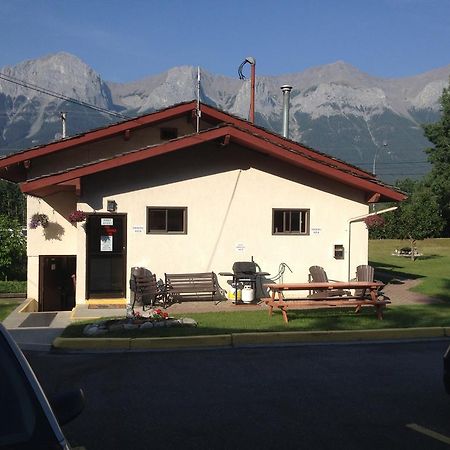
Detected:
left=372, top=141, right=388, bottom=175
left=60, top=112, right=67, bottom=138
left=238, top=57, right=256, bottom=123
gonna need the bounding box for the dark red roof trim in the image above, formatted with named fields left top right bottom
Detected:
left=20, top=124, right=406, bottom=202
left=0, top=101, right=197, bottom=168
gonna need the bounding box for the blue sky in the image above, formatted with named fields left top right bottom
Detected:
left=1, top=0, right=449, bottom=82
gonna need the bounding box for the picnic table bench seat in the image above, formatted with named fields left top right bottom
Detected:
left=165, top=272, right=218, bottom=302
left=263, top=296, right=391, bottom=323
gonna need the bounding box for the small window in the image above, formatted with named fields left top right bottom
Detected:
left=160, top=127, right=178, bottom=140
left=147, top=207, right=187, bottom=234
left=272, top=209, right=310, bottom=235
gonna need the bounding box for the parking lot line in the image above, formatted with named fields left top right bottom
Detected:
left=406, top=423, right=450, bottom=445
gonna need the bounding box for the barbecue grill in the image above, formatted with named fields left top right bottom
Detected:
left=219, top=261, right=270, bottom=303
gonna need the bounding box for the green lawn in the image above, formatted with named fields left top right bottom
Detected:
left=369, top=238, right=450, bottom=301
left=0, top=302, right=20, bottom=322
left=60, top=237, right=450, bottom=338
left=62, top=303, right=450, bottom=338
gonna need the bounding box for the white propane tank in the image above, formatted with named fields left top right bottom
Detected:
left=241, top=285, right=255, bottom=303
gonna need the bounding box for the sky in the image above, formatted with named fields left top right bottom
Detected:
left=1, top=0, right=450, bottom=82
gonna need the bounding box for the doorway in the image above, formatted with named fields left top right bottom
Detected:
left=86, top=214, right=127, bottom=299
left=39, top=256, right=76, bottom=311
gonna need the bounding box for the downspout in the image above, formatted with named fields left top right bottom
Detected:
left=347, top=206, right=397, bottom=280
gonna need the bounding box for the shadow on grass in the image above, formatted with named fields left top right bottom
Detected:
left=368, top=262, right=424, bottom=284
left=415, top=254, right=443, bottom=261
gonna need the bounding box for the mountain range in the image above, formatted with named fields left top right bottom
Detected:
left=1, top=52, right=449, bottom=183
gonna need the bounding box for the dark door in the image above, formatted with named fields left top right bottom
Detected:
left=86, top=214, right=126, bottom=298
left=39, top=256, right=76, bottom=311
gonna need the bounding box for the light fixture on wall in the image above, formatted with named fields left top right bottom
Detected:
left=107, top=200, right=117, bottom=212
left=334, top=245, right=344, bottom=260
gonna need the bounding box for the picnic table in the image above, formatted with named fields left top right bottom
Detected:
left=263, top=281, right=390, bottom=324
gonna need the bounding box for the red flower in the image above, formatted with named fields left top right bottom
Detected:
left=364, top=214, right=385, bottom=229
left=68, top=210, right=87, bottom=224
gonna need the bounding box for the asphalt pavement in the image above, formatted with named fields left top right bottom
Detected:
left=26, top=340, right=450, bottom=450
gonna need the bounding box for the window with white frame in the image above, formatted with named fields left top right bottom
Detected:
left=147, top=207, right=187, bottom=234
left=272, top=209, right=310, bottom=235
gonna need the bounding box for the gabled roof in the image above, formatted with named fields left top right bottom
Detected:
left=0, top=101, right=406, bottom=202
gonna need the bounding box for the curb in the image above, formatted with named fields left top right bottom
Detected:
left=52, top=327, right=450, bottom=351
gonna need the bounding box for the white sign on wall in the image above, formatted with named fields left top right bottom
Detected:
left=132, top=225, right=144, bottom=233
left=101, top=218, right=114, bottom=226
left=235, top=242, right=246, bottom=252
left=312, top=228, right=322, bottom=235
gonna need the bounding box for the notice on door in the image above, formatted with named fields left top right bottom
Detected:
left=100, top=235, right=113, bottom=252
left=101, top=218, right=114, bottom=226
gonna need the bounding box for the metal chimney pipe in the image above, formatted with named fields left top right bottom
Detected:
left=280, top=85, right=292, bottom=138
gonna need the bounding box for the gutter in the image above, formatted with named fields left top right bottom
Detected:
left=347, top=206, right=398, bottom=280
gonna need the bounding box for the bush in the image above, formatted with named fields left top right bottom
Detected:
left=0, top=281, right=27, bottom=293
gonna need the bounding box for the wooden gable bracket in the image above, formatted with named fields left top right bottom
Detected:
left=123, top=129, right=131, bottom=141
left=367, top=192, right=381, bottom=203
left=219, top=134, right=231, bottom=147
left=190, top=110, right=197, bottom=126
left=57, top=178, right=81, bottom=196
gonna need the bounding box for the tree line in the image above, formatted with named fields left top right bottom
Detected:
left=369, top=77, right=450, bottom=246
left=0, top=180, right=26, bottom=280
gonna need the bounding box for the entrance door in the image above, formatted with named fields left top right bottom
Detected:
left=39, top=256, right=76, bottom=311
left=86, top=214, right=126, bottom=299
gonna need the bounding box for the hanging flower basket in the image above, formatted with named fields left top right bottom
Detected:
left=364, top=214, right=385, bottom=229
left=68, top=210, right=87, bottom=224
left=29, top=213, right=49, bottom=229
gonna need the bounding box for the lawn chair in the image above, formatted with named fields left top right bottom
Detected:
left=308, top=265, right=351, bottom=298
left=129, top=267, right=165, bottom=312
left=355, top=264, right=388, bottom=301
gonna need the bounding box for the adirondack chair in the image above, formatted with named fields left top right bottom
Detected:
left=355, top=265, right=388, bottom=300
left=308, top=266, right=351, bottom=298
left=129, top=267, right=165, bottom=311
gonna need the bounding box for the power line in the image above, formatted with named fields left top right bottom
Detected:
left=0, top=72, right=134, bottom=122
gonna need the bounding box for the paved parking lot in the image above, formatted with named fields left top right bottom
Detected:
left=26, top=339, right=450, bottom=450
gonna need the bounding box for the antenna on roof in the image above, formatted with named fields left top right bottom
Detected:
left=238, top=56, right=256, bottom=123
left=196, top=66, right=201, bottom=133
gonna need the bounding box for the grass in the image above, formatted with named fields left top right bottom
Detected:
left=61, top=304, right=450, bottom=338
left=0, top=302, right=21, bottom=322
left=0, top=281, right=26, bottom=294
left=369, top=238, right=450, bottom=301
left=58, top=237, right=450, bottom=339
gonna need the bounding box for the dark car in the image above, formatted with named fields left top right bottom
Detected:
left=444, top=344, right=450, bottom=394
left=0, top=323, right=84, bottom=449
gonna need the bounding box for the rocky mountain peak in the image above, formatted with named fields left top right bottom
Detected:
left=1, top=52, right=450, bottom=182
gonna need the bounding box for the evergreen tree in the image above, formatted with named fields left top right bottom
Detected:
left=0, top=180, right=26, bottom=224
left=369, top=179, right=444, bottom=257
left=423, top=77, right=450, bottom=235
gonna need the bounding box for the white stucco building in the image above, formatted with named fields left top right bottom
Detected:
left=0, top=101, right=405, bottom=310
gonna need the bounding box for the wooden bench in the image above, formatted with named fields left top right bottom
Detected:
left=263, top=297, right=391, bottom=323
left=165, top=272, right=218, bottom=303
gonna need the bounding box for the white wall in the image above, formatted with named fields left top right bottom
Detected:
left=26, top=192, right=77, bottom=299
left=75, top=144, right=369, bottom=302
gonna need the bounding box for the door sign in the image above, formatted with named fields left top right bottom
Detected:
left=100, top=235, right=113, bottom=252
